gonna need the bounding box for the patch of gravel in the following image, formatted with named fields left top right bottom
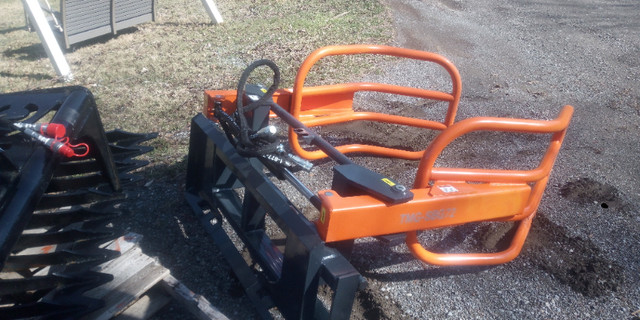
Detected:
left=342, top=0, right=640, bottom=319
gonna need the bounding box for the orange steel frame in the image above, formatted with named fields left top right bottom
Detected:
left=203, top=44, right=573, bottom=266
left=288, top=45, right=462, bottom=160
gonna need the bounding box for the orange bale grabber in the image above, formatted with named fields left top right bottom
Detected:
left=201, top=44, right=574, bottom=267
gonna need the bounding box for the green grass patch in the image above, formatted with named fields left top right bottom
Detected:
left=0, top=0, right=392, bottom=166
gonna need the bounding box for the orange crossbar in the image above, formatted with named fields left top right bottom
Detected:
left=288, top=44, right=462, bottom=160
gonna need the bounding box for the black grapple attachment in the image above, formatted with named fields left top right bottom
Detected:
left=0, top=86, right=155, bottom=319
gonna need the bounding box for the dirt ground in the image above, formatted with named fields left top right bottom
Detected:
left=114, top=0, right=639, bottom=319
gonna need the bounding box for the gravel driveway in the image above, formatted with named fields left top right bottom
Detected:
left=355, top=0, right=640, bottom=318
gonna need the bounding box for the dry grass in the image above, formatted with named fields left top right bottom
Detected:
left=0, top=0, right=392, bottom=168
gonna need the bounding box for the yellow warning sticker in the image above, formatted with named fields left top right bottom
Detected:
left=320, top=208, right=326, bottom=223
left=260, top=88, right=267, bottom=93
left=381, top=178, right=396, bottom=187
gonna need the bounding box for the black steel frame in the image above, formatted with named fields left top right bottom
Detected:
left=0, top=86, right=155, bottom=319
left=1, top=86, right=121, bottom=266
left=185, top=113, right=363, bottom=320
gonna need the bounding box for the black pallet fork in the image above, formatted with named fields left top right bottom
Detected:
left=0, top=86, right=155, bottom=319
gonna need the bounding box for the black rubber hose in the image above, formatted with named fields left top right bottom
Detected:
left=235, top=59, right=280, bottom=148
left=235, top=59, right=281, bottom=112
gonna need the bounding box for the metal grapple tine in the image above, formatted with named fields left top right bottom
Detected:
left=55, top=158, right=150, bottom=178
left=0, top=271, right=109, bottom=296
left=105, top=130, right=157, bottom=147
left=3, top=249, right=119, bottom=271
left=48, top=174, right=113, bottom=193
left=12, top=230, right=115, bottom=252
left=27, top=207, right=120, bottom=229
left=36, top=189, right=125, bottom=210
left=115, top=158, right=151, bottom=174
left=109, top=144, right=154, bottom=160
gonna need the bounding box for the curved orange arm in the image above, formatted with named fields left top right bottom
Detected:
left=288, top=44, right=462, bottom=160
left=406, top=105, right=574, bottom=266
left=406, top=215, right=535, bottom=266
left=415, top=105, right=574, bottom=187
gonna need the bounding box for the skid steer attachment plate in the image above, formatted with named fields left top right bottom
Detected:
left=185, top=114, right=362, bottom=320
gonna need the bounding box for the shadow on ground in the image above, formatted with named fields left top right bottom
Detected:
left=113, top=159, right=259, bottom=319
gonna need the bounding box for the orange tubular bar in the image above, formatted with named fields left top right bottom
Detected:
left=406, top=105, right=574, bottom=265
left=406, top=214, right=536, bottom=266
left=288, top=44, right=462, bottom=160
